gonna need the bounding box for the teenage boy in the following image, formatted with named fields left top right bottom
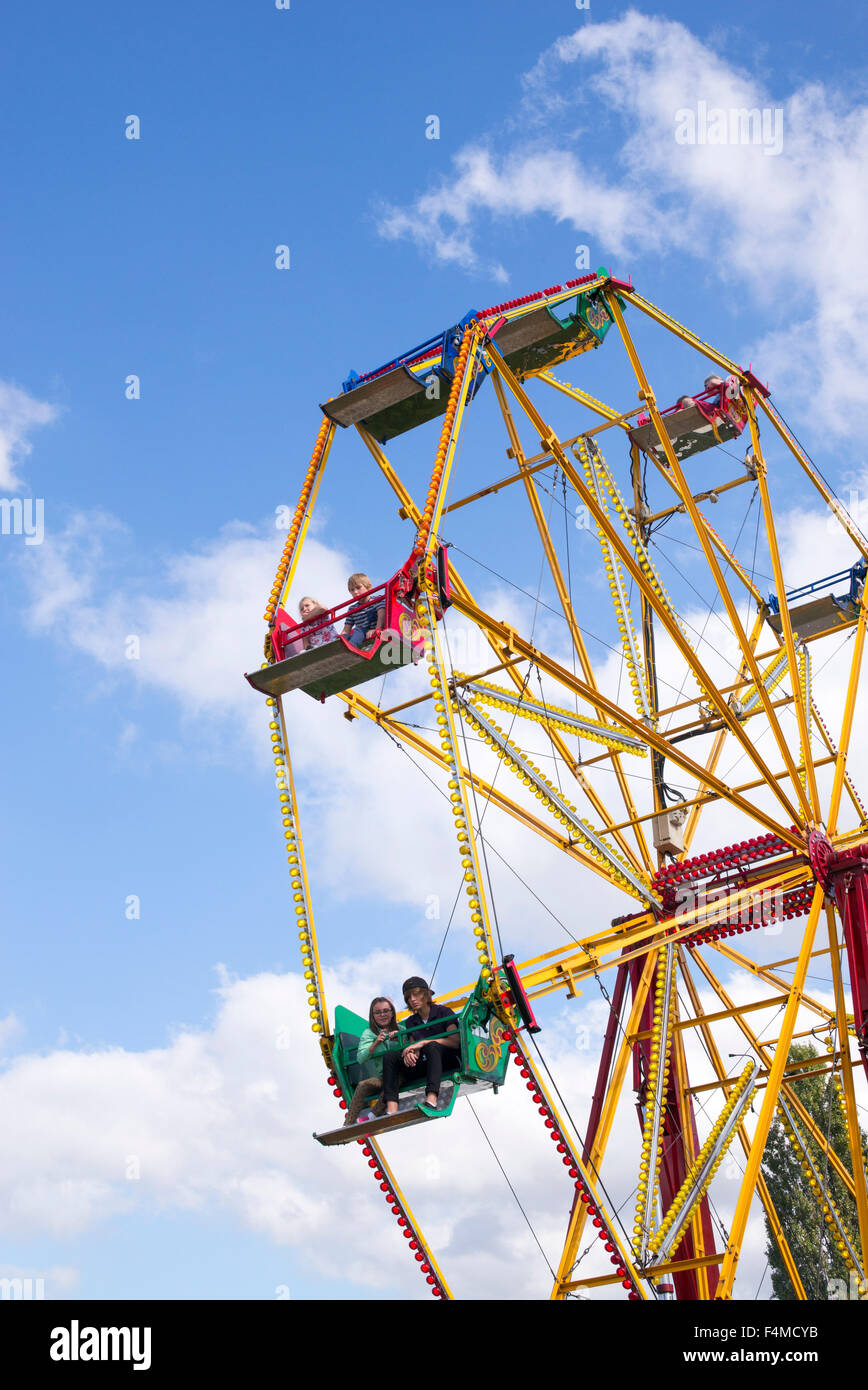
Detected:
left=381, top=976, right=460, bottom=1113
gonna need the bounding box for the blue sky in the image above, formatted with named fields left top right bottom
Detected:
left=1, top=0, right=867, bottom=1302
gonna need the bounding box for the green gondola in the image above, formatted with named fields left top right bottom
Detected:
left=315, top=970, right=514, bottom=1146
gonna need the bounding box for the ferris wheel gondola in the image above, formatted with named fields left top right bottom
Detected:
left=245, top=546, right=451, bottom=701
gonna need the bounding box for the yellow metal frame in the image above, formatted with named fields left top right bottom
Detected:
left=256, top=283, right=868, bottom=1302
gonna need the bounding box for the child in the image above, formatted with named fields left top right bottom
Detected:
left=342, top=572, right=384, bottom=649
left=298, top=596, right=338, bottom=650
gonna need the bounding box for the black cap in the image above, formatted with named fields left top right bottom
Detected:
left=402, top=976, right=431, bottom=1001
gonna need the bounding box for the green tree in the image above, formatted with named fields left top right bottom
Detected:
left=762, top=1043, right=867, bottom=1299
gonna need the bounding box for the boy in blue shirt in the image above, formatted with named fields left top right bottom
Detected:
left=342, top=572, right=384, bottom=648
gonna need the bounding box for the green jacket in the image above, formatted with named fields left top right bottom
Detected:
left=356, top=1024, right=404, bottom=1080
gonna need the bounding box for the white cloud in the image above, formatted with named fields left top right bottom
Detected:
left=379, top=11, right=868, bottom=435
left=0, top=958, right=400, bottom=1259
left=22, top=515, right=340, bottom=718
left=16, top=511, right=647, bottom=946
left=0, top=951, right=802, bottom=1299
left=0, top=954, right=602, bottom=1297
left=0, top=381, right=57, bottom=490
left=19, top=465, right=868, bottom=944
left=0, top=1014, right=23, bottom=1054
left=11, top=450, right=867, bottom=1299
left=11, top=492, right=861, bottom=1293
left=377, top=146, right=648, bottom=276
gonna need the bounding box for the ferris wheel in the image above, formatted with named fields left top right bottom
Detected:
left=245, top=269, right=868, bottom=1301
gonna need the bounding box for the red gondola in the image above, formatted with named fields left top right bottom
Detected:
left=629, top=375, right=749, bottom=464
left=245, top=546, right=451, bottom=701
